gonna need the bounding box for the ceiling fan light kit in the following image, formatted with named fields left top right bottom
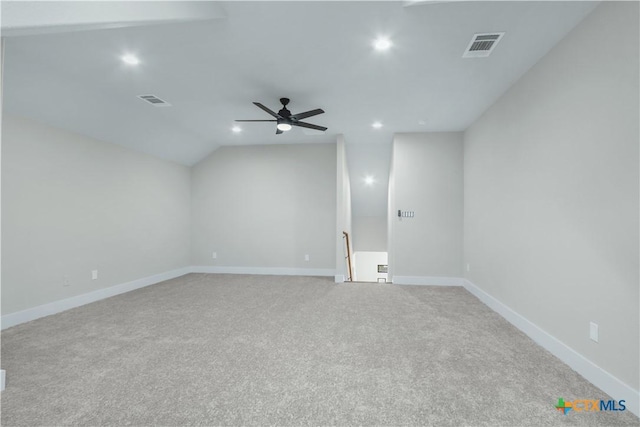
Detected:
left=276, top=121, right=292, bottom=132
left=236, top=97, right=327, bottom=135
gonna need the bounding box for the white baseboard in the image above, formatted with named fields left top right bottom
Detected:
left=0, top=370, right=5, bottom=391
left=1, top=267, right=191, bottom=330
left=393, top=276, right=463, bottom=286
left=1, top=266, right=334, bottom=330
left=334, top=274, right=345, bottom=283
left=462, top=279, right=639, bottom=417
left=191, top=265, right=335, bottom=277
left=3, top=267, right=636, bottom=416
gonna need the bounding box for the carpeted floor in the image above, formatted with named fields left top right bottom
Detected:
left=1, top=273, right=638, bottom=426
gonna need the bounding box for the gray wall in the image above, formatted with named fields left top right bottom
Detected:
left=387, top=146, right=396, bottom=280
left=1, top=40, right=5, bottom=322
left=347, top=142, right=391, bottom=218
left=464, top=1, right=639, bottom=390
left=389, top=132, right=464, bottom=277
left=336, top=135, right=353, bottom=279
left=191, top=143, right=336, bottom=270
left=1, top=115, right=191, bottom=315
left=352, top=216, right=386, bottom=252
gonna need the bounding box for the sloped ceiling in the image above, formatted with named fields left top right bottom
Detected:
left=2, top=1, right=598, bottom=216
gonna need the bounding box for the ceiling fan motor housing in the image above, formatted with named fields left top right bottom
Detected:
left=278, top=98, right=292, bottom=119
left=278, top=109, right=291, bottom=118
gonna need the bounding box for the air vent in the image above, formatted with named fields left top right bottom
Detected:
left=462, top=32, right=505, bottom=58
left=137, top=95, right=171, bottom=107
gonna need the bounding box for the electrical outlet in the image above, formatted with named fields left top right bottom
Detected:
left=304, top=254, right=310, bottom=262
left=590, top=322, right=599, bottom=342
left=91, top=270, right=98, bottom=280
left=212, top=252, right=217, bottom=259
left=63, top=275, right=70, bottom=287
left=466, top=263, right=470, bottom=272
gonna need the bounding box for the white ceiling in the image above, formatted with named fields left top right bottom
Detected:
left=2, top=1, right=598, bottom=217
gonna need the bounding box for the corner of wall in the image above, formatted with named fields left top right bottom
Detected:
left=462, top=279, right=639, bottom=417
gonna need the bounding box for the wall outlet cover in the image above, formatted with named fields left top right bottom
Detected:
left=91, top=270, right=98, bottom=280
left=590, top=321, right=599, bottom=342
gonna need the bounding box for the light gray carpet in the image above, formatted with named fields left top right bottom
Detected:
left=1, top=274, right=638, bottom=426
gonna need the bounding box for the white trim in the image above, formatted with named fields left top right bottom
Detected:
left=190, top=266, right=335, bottom=277
left=1, top=267, right=191, bottom=330
left=392, top=276, right=463, bottom=286
left=334, top=274, right=345, bottom=283
left=1, top=266, right=335, bottom=330
left=3, top=267, right=636, bottom=416
left=0, top=370, right=5, bottom=392
left=462, top=279, right=640, bottom=417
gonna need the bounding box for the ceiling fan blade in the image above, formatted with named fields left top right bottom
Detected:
left=292, top=121, right=327, bottom=132
left=290, top=108, right=324, bottom=121
left=276, top=128, right=284, bottom=135
left=253, top=102, right=281, bottom=118
left=235, top=119, right=277, bottom=122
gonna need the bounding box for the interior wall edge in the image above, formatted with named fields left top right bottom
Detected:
left=1, top=265, right=338, bottom=331
left=3, top=266, right=637, bottom=417
left=462, top=279, right=640, bottom=417
left=1, top=266, right=191, bottom=330
left=190, top=266, right=336, bottom=277
left=392, top=276, right=463, bottom=286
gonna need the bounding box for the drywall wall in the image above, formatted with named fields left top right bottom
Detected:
left=352, top=216, right=386, bottom=252
left=353, top=251, right=387, bottom=283
left=387, top=147, right=395, bottom=281
left=191, top=143, right=336, bottom=272
left=464, top=1, right=639, bottom=391
left=347, top=142, right=391, bottom=218
left=389, top=132, right=464, bottom=278
left=1, top=115, right=191, bottom=315
left=1, top=39, right=5, bottom=325
left=336, top=135, right=352, bottom=281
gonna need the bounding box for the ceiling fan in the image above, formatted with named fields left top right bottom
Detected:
left=236, top=98, right=327, bottom=134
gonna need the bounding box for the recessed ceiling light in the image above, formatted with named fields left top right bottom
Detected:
left=373, top=37, right=392, bottom=51
left=121, top=54, right=140, bottom=66
left=372, top=121, right=383, bottom=129
left=232, top=125, right=242, bottom=133
left=364, top=175, right=376, bottom=186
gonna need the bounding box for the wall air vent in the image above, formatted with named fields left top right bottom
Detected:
left=137, top=94, right=171, bottom=107
left=462, top=32, right=505, bottom=58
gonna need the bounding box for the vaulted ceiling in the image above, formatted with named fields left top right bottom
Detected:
left=2, top=1, right=598, bottom=216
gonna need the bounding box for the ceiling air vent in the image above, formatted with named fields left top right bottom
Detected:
left=137, top=94, right=171, bottom=107
left=462, top=32, right=505, bottom=58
